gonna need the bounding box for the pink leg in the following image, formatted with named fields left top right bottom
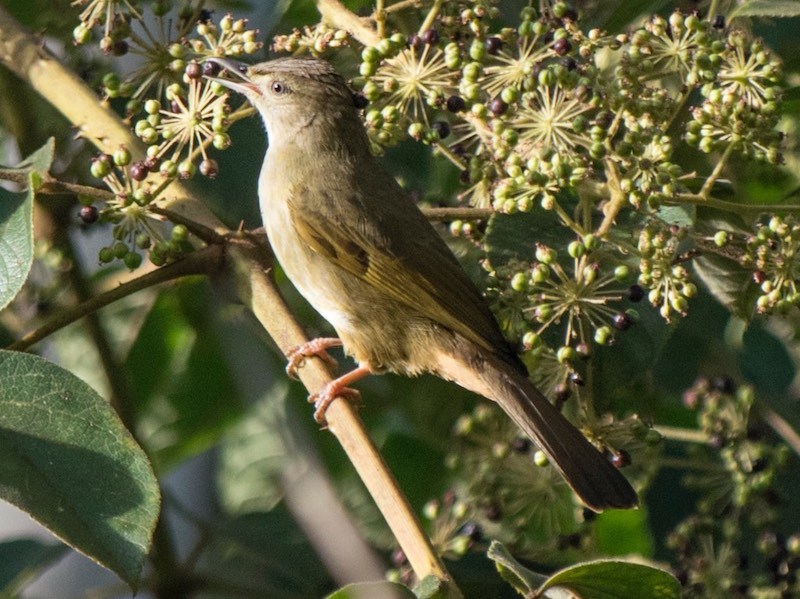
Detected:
left=311, top=365, right=372, bottom=424
left=286, top=337, right=343, bottom=379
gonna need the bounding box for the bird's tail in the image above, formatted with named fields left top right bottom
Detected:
left=436, top=346, right=638, bottom=511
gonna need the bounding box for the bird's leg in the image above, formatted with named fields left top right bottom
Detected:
left=311, top=365, right=372, bottom=424
left=286, top=337, right=343, bottom=379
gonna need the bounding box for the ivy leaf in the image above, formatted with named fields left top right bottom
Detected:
left=325, top=581, right=416, bottom=599
left=487, top=541, right=679, bottom=598
left=730, top=0, right=800, bottom=18
left=541, top=559, right=680, bottom=598
left=0, top=138, right=53, bottom=310
left=0, top=350, right=160, bottom=589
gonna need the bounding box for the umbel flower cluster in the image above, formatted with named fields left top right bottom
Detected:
left=71, top=0, right=263, bottom=267
left=341, top=5, right=785, bottom=354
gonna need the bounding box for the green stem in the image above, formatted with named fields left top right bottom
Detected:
left=432, top=140, right=466, bottom=170
left=418, top=0, right=443, bottom=35
left=669, top=193, right=800, bottom=215
left=655, top=425, right=708, bottom=444
left=699, top=141, right=736, bottom=199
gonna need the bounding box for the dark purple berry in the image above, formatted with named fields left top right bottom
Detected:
left=79, top=205, right=99, bottom=224
left=431, top=120, right=450, bottom=139
left=553, top=37, right=572, bottom=56
left=484, top=36, right=502, bottom=54
left=553, top=382, right=571, bottom=404
left=143, top=156, right=158, bottom=170
left=198, top=9, right=214, bottom=23
left=710, top=376, right=736, bottom=394
left=462, top=522, right=483, bottom=542
left=407, top=33, right=422, bottom=50
left=569, top=371, right=585, bottom=386
left=459, top=169, right=471, bottom=184
left=450, top=143, right=466, bottom=156
left=511, top=437, right=531, bottom=453
left=185, top=62, right=202, bottom=80
left=484, top=502, right=502, bottom=522
left=560, top=56, right=577, bottom=70
left=420, top=28, right=439, bottom=45
left=98, top=152, right=113, bottom=165
left=753, top=270, right=767, bottom=284
left=446, top=95, right=466, bottom=112
left=202, top=60, right=221, bottom=78
left=112, top=40, right=129, bottom=56
left=352, top=93, right=369, bottom=109
left=488, top=97, right=508, bottom=115
left=628, top=284, right=645, bottom=302
left=713, top=15, right=725, bottom=29
left=611, top=449, right=631, bottom=468
left=612, top=312, right=633, bottom=331
left=129, top=161, right=148, bottom=181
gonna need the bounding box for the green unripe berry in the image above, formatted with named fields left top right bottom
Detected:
left=171, top=224, right=189, bottom=241
left=98, top=246, right=114, bottom=263
left=112, top=241, right=129, bottom=259
left=557, top=346, right=577, bottom=363
left=124, top=251, right=143, bottom=269
left=533, top=450, right=549, bottom=467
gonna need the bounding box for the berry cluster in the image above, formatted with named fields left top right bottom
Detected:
left=70, top=1, right=263, bottom=268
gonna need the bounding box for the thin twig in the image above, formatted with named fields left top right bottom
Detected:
left=316, top=0, right=381, bottom=46
left=7, top=244, right=225, bottom=352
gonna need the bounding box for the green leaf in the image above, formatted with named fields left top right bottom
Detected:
left=693, top=252, right=757, bottom=319
left=0, top=538, right=68, bottom=595
left=594, top=508, right=654, bottom=557
left=325, top=581, right=416, bottom=599
left=0, top=138, right=53, bottom=310
left=486, top=541, right=548, bottom=594
left=730, top=0, right=800, bottom=18
left=541, top=560, right=680, bottom=599
left=126, top=281, right=245, bottom=470
left=0, top=350, right=160, bottom=588
left=217, top=379, right=291, bottom=513
left=198, top=511, right=330, bottom=598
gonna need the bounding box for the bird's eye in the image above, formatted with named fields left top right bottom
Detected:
left=270, top=81, right=287, bottom=94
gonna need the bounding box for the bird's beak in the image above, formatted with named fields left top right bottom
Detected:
left=204, top=57, right=261, bottom=96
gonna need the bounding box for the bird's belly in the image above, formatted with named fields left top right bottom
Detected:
left=262, top=199, right=436, bottom=374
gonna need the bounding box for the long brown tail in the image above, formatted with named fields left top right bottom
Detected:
left=485, top=359, right=638, bottom=511
left=436, top=343, right=638, bottom=511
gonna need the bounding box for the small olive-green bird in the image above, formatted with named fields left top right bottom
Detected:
left=209, top=57, right=637, bottom=511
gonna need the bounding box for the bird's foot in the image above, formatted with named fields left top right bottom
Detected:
left=286, top=337, right=342, bottom=379
left=309, top=365, right=371, bottom=425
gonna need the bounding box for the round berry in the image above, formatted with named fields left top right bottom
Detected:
left=553, top=37, right=572, bottom=56
left=185, top=62, right=202, bottom=80
left=488, top=97, right=508, bottom=115
left=79, top=205, right=99, bottom=224
left=611, top=449, right=631, bottom=468
left=352, top=93, right=369, bottom=109
left=446, top=95, right=466, bottom=112
left=202, top=60, right=221, bottom=78
left=111, top=40, right=129, bottom=57
left=129, top=161, right=149, bottom=181
left=628, top=284, right=645, bottom=302
left=420, top=29, right=439, bottom=45
left=124, top=251, right=143, bottom=269
left=199, top=158, right=219, bottom=178
left=431, top=121, right=450, bottom=139
left=484, top=37, right=502, bottom=54
left=612, top=312, right=633, bottom=331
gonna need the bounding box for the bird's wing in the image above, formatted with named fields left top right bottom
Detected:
left=287, top=179, right=519, bottom=365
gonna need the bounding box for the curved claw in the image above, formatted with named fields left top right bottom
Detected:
left=308, top=365, right=372, bottom=425
left=311, top=386, right=361, bottom=424
left=285, top=337, right=343, bottom=379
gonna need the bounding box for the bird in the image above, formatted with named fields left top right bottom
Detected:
left=206, top=56, right=638, bottom=511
